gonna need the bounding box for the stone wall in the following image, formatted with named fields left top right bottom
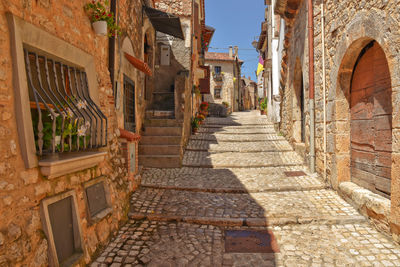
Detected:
left=0, top=0, right=145, bottom=265
left=278, top=0, right=400, bottom=243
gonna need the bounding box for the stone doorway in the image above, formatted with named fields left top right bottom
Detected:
left=293, top=58, right=306, bottom=144
left=350, top=41, right=392, bottom=198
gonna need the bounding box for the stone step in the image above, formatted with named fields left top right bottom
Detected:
left=139, top=144, right=181, bottom=155
left=143, top=126, right=182, bottom=136
left=128, top=188, right=366, bottom=227
left=182, top=151, right=304, bottom=168
left=141, top=166, right=324, bottom=193
left=186, top=140, right=294, bottom=152
left=190, top=133, right=285, bottom=142
left=139, top=155, right=181, bottom=168
left=140, top=135, right=181, bottom=145
left=145, top=110, right=175, bottom=119
left=144, top=118, right=182, bottom=127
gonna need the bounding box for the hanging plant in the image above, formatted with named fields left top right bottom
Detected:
left=84, top=0, right=121, bottom=37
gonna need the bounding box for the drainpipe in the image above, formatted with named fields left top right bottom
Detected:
left=307, top=0, right=315, bottom=173
left=321, top=0, right=327, bottom=181
left=109, top=0, right=117, bottom=97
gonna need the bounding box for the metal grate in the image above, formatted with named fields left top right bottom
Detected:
left=225, top=230, right=280, bottom=253
left=123, top=76, right=136, bottom=132
left=48, top=196, right=77, bottom=264
left=284, top=171, right=306, bottom=177
left=24, top=49, right=107, bottom=155
left=86, top=181, right=108, bottom=217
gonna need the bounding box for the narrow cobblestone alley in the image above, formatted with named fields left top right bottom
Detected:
left=92, top=111, right=400, bottom=267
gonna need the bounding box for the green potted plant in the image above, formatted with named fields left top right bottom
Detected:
left=191, top=117, right=200, bottom=134
left=84, top=0, right=120, bottom=37
left=260, top=98, right=267, bottom=115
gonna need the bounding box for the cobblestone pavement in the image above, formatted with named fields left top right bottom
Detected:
left=93, top=111, right=400, bottom=266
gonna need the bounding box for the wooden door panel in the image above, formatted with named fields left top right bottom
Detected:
left=350, top=42, right=392, bottom=197
left=374, top=129, right=392, bottom=152
left=350, top=120, right=374, bottom=150
left=375, top=177, right=391, bottom=197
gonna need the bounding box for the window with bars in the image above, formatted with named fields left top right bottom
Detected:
left=123, top=76, right=136, bottom=132
left=214, top=88, right=221, bottom=99
left=24, top=49, right=107, bottom=156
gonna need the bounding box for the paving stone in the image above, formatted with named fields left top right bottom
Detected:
left=91, top=111, right=400, bottom=266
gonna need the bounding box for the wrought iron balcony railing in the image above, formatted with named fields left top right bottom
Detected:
left=24, top=49, right=107, bottom=156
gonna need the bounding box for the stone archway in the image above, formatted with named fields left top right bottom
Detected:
left=292, top=58, right=305, bottom=143
left=350, top=41, right=392, bottom=198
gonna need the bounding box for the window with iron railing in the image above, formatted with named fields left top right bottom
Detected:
left=24, top=49, right=107, bottom=156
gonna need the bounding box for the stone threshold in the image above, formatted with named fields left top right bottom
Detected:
left=182, top=163, right=304, bottom=168
left=128, top=212, right=366, bottom=227
left=139, top=184, right=328, bottom=194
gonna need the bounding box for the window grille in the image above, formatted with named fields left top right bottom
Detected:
left=123, top=76, right=136, bottom=132
left=24, top=49, right=107, bottom=156
left=214, top=66, right=221, bottom=74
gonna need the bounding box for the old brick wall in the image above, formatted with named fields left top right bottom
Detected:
left=279, top=0, right=400, bottom=242
left=0, top=0, right=143, bottom=265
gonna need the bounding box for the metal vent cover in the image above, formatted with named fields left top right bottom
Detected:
left=225, top=230, right=280, bottom=253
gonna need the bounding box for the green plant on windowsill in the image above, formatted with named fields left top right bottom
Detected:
left=31, top=102, right=91, bottom=153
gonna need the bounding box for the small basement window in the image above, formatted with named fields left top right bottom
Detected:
left=40, top=191, right=83, bottom=266
left=84, top=177, right=112, bottom=222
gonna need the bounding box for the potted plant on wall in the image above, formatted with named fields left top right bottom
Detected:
left=84, top=0, right=120, bottom=37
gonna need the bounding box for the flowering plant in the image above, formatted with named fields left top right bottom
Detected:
left=200, top=101, right=209, bottom=111
left=84, top=0, right=121, bottom=37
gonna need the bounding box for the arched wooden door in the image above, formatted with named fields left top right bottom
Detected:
left=350, top=41, right=392, bottom=198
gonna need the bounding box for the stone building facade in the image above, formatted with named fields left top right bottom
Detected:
left=204, top=49, right=242, bottom=110
left=0, top=0, right=191, bottom=265
left=273, top=0, right=400, bottom=243
left=240, top=77, right=258, bottom=110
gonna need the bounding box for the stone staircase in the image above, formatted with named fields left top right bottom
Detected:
left=139, top=119, right=183, bottom=168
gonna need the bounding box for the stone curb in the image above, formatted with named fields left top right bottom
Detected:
left=127, top=212, right=367, bottom=227
left=185, top=148, right=294, bottom=153
left=182, top=163, right=304, bottom=168
left=196, top=132, right=277, bottom=135
left=188, top=138, right=286, bottom=142
left=140, top=184, right=329, bottom=194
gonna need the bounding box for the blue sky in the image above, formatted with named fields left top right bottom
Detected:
left=205, top=0, right=266, bottom=81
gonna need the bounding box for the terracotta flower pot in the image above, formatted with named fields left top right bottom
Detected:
left=260, top=110, right=266, bottom=115
left=92, top=21, right=107, bottom=36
